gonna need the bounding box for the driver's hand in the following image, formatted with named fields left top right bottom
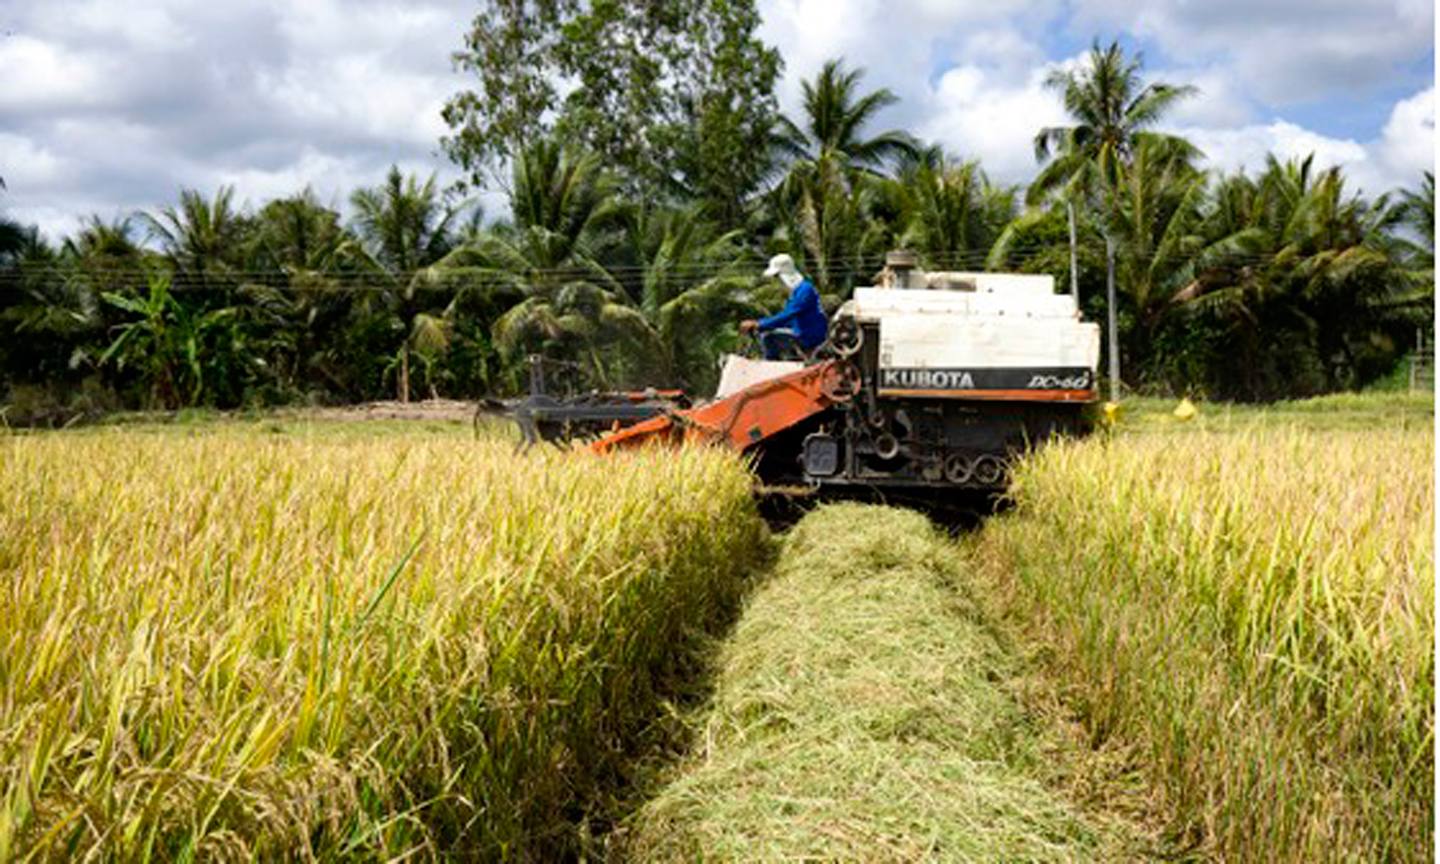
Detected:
left=739, top=319, right=758, bottom=335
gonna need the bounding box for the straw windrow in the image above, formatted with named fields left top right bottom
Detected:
left=627, top=503, right=1150, bottom=861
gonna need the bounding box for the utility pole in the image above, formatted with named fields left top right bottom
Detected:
left=1106, top=235, right=1120, bottom=399
left=1067, top=200, right=1078, bottom=299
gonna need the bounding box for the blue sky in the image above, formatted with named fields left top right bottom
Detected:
left=0, top=0, right=1432, bottom=243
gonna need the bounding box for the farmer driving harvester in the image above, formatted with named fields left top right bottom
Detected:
left=740, top=253, right=828, bottom=360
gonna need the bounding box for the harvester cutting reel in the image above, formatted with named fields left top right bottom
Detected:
left=482, top=355, right=689, bottom=451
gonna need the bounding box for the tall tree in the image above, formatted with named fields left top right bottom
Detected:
left=1176, top=156, right=1423, bottom=398
left=776, top=60, right=918, bottom=179
left=427, top=141, right=655, bottom=389
left=349, top=167, right=467, bottom=401
left=1100, top=138, right=1208, bottom=381
left=772, top=60, right=918, bottom=292
left=1387, top=171, right=1435, bottom=278
left=237, top=191, right=360, bottom=398
left=1028, top=39, right=1198, bottom=394
left=1030, top=40, right=1199, bottom=205
left=140, top=187, right=249, bottom=292
left=628, top=203, right=763, bottom=390
left=350, top=168, right=459, bottom=275
left=443, top=0, right=781, bottom=209
left=897, top=155, right=1015, bottom=271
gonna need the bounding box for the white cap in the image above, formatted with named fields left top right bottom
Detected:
left=763, top=253, right=797, bottom=278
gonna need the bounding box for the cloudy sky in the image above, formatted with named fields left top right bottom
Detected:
left=1, top=0, right=1433, bottom=243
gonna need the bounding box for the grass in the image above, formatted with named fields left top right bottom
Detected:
left=2, top=408, right=515, bottom=442
left=626, top=503, right=1152, bottom=862
left=1112, top=390, right=1433, bottom=433
left=971, top=392, right=1434, bottom=861
left=0, top=430, right=767, bottom=860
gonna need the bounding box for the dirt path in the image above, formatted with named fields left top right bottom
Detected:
left=275, top=398, right=479, bottom=423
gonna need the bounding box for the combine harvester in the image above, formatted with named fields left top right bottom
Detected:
left=586, top=252, right=1101, bottom=508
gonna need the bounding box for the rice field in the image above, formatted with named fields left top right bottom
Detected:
left=970, top=400, right=1434, bottom=861
left=0, top=427, right=768, bottom=860
left=1, top=392, right=1429, bottom=862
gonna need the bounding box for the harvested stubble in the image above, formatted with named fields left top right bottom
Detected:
left=973, top=424, right=1434, bottom=861
left=627, top=503, right=1146, bottom=862
left=0, top=431, right=766, bottom=860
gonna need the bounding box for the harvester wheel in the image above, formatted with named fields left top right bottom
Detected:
left=874, top=432, right=901, bottom=461
left=944, top=453, right=973, bottom=484
left=973, top=455, right=1005, bottom=486
left=829, top=316, right=862, bottom=357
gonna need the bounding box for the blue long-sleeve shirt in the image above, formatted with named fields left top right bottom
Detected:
left=758, top=279, right=828, bottom=349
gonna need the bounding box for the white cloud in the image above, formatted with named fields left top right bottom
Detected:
left=1069, top=0, right=1433, bottom=106
left=1371, top=87, right=1436, bottom=189
left=919, top=64, right=1069, bottom=182
left=1181, top=87, right=1434, bottom=197
left=0, top=135, right=65, bottom=186
left=757, top=0, right=1058, bottom=131
left=0, top=0, right=475, bottom=243
left=215, top=148, right=368, bottom=210
left=1155, top=65, right=1257, bottom=129
left=59, top=0, right=192, bottom=51
left=0, top=37, right=114, bottom=113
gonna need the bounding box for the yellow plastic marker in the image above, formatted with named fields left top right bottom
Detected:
left=1174, top=398, right=1197, bottom=421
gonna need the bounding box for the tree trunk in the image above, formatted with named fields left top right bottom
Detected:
left=399, top=345, right=410, bottom=403
left=1106, top=235, right=1120, bottom=398
left=1067, top=200, right=1078, bottom=298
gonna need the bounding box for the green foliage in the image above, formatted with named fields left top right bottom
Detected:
left=99, top=271, right=256, bottom=409
left=1168, top=155, right=1428, bottom=399
left=899, top=157, right=1016, bottom=270
left=1030, top=39, right=1199, bottom=207
left=770, top=59, right=921, bottom=292
left=443, top=0, right=781, bottom=213
left=1, top=42, right=1434, bottom=415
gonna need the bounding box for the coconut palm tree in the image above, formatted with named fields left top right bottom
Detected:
left=1176, top=156, right=1417, bottom=397
left=424, top=140, right=656, bottom=389
left=1387, top=171, right=1434, bottom=278
left=350, top=168, right=460, bottom=274
left=140, top=187, right=249, bottom=292
left=1030, top=41, right=1199, bottom=206
left=777, top=59, right=919, bottom=179
left=898, top=156, right=1016, bottom=271
left=248, top=189, right=349, bottom=274
left=234, top=191, right=362, bottom=397
left=0, top=217, right=25, bottom=266
left=1028, top=40, right=1198, bottom=393
left=772, top=60, right=919, bottom=292
left=628, top=203, right=765, bottom=390
left=348, top=167, right=467, bottom=401
left=0, top=224, right=97, bottom=393
left=1099, top=138, right=1208, bottom=382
